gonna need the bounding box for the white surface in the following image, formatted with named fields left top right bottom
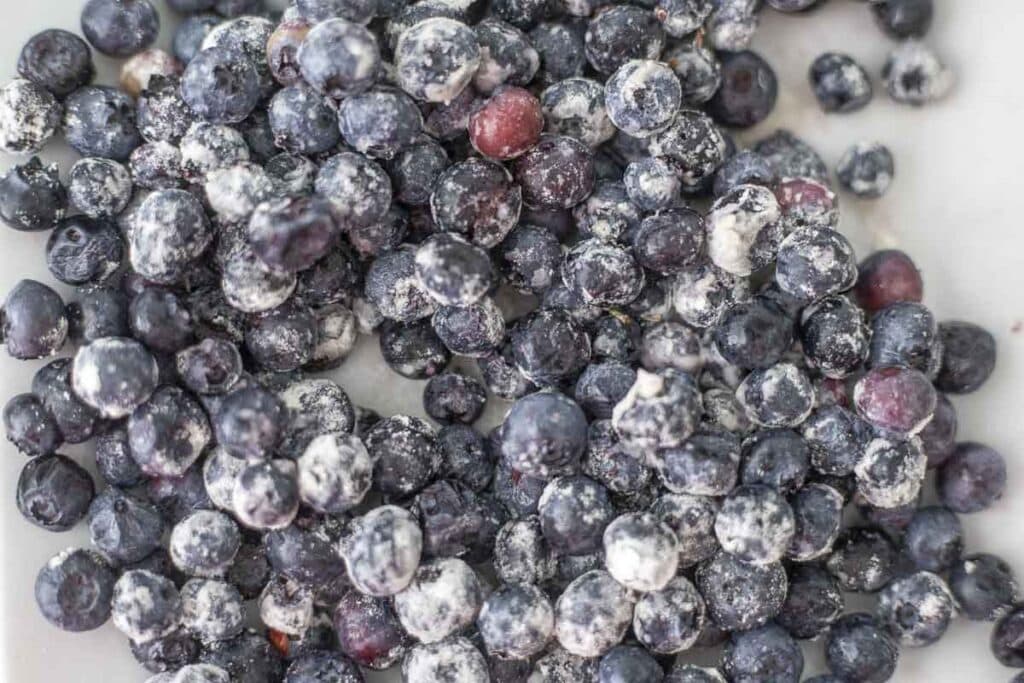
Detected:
left=0, top=1, right=1022, bottom=681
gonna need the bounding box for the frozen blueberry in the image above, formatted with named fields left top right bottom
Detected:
left=736, top=362, right=814, bottom=429
left=1, top=279, right=67, bottom=360
left=200, top=628, right=285, bottom=683
left=80, top=0, right=158, bottom=57
left=503, top=391, right=588, bottom=480
left=179, top=122, right=249, bottom=183
left=17, top=29, right=94, bottom=98
left=596, top=645, right=664, bottom=683
left=129, top=189, right=212, bottom=284
left=650, top=493, right=719, bottom=566
left=936, top=320, right=997, bottom=394
left=753, top=128, right=829, bottom=184
left=478, top=582, right=553, bottom=659
left=436, top=424, right=494, bottom=493
left=993, top=606, right=1024, bottom=667
left=826, top=527, right=898, bottom=592
left=612, top=368, right=702, bottom=452
left=799, top=295, right=869, bottom=378
left=298, top=18, right=379, bottom=101
left=111, top=569, right=182, bottom=643
left=722, top=623, right=802, bottom=683
left=67, top=285, right=128, bottom=345
left=471, top=19, right=539, bottom=94
left=872, top=0, right=933, bottom=39
left=493, top=516, right=553, bottom=584
left=31, top=359, right=97, bottom=444
left=537, top=475, right=614, bottom=555
left=809, top=52, right=873, bottom=113
left=712, top=151, right=773, bottom=199
left=705, top=183, right=782, bottom=276
left=514, top=134, right=596, bottom=210
left=672, top=263, right=748, bottom=329
left=0, top=157, right=66, bottom=232
left=295, top=433, right=371, bottom=514
left=175, top=339, right=242, bottom=397
left=530, top=22, right=585, bottom=85
left=695, top=551, right=786, bottom=631
left=44, top=217, right=122, bottom=287
left=213, top=386, right=284, bottom=460
left=173, top=13, right=221, bottom=64
left=883, top=41, right=953, bottom=106
left=778, top=564, right=844, bottom=639
left=630, top=211, right=703, bottom=277
left=562, top=239, right=645, bottom=307
left=35, top=548, right=115, bottom=632
left=630, top=577, right=704, bottom=655
left=129, top=288, right=193, bottom=353
left=170, top=510, right=240, bottom=578
left=540, top=77, right=615, bottom=149
left=258, top=574, right=313, bottom=637
left=714, top=484, right=795, bottom=565
left=825, top=613, right=899, bottom=683
left=603, top=60, right=681, bottom=138
left=877, top=571, right=955, bottom=647
left=571, top=181, right=641, bottom=243
left=856, top=435, right=927, bottom=508
left=87, top=486, right=164, bottom=563
left=468, top=86, right=543, bottom=162
left=63, top=85, right=142, bottom=161
left=203, top=162, right=273, bottom=223
left=0, top=82, right=60, bottom=155
left=130, top=142, right=184, bottom=190
left=284, top=651, right=362, bottom=683
left=622, top=158, right=680, bottom=212
left=231, top=460, right=300, bottom=530
left=739, top=429, right=809, bottom=493
left=244, top=303, right=318, bottom=373
left=380, top=319, right=451, bottom=379
left=652, top=430, right=740, bottom=496
left=395, top=18, right=480, bottom=105
left=856, top=366, right=936, bottom=440
left=708, top=50, right=777, bottom=129
left=574, top=363, right=636, bottom=420
left=414, top=234, right=494, bottom=307
left=71, top=337, right=159, bottom=419
left=775, top=228, right=857, bottom=303
left=393, top=557, right=483, bottom=642
left=67, top=158, right=132, bottom=219
left=248, top=197, right=339, bottom=274
left=554, top=570, right=633, bottom=657
left=179, top=579, right=245, bottom=645
left=584, top=5, right=664, bottom=76
left=129, top=386, right=211, bottom=477
left=365, top=415, right=441, bottom=496
left=787, top=482, right=844, bottom=562
left=665, top=665, right=726, bottom=683
left=648, top=110, right=727, bottom=190
left=836, top=142, right=895, bottom=198
left=949, top=553, right=1018, bottom=621
left=131, top=630, right=201, bottom=674
left=937, top=441, right=1006, bottom=513
left=334, top=590, right=411, bottom=669
left=340, top=88, right=423, bottom=161
left=510, top=309, right=591, bottom=387
left=430, top=158, right=522, bottom=248
left=869, top=302, right=941, bottom=378
left=16, top=453, right=94, bottom=531
left=387, top=138, right=449, bottom=208
left=179, top=46, right=259, bottom=126
left=604, top=511, right=679, bottom=591
left=365, top=247, right=437, bottom=323
left=265, top=16, right=312, bottom=88
left=423, top=373, right=487, bottom=425
left=403, top=637, right=488, bottom=681
left=4, top=393, right=62, bottom=457
left=903, top=505, right=963, bottom=572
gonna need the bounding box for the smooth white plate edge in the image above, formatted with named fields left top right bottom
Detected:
left=0, top=0, right=1021, bottom=680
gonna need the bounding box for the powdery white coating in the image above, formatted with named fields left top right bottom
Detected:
left=603, top=512, right=680, bottom=591
left=120, top=49, right=182, bottom=98
left=640, top=321, right=704, bottom=373
left=623, top=157, right=681, bottom=211
left=402, top=637, right=489, bottom=683
left=876, top=571, right=956, bottom=647
left=179, top=123, right=250, bottom=181
left=230, top=460, right=300, bottom=531
left=855, top=437, right=928, bottom=508
left=68, top=158, right=133, bottom=218
left=706, top=0, right=759, bottom=52
left=204, top=163, right=274, bottom=223
left=632, top=576, right=706, bottom=654
left=477, top=583, right=554, bottom=658
left=473, top=20, right=540, bottom=94
left=342, top=505, right=423, bottom=597
left=604, top=60, right=682, bottom=138
left=219, top=242, right=297, bottom=314
left=714, top=485, right=795, bottom=565
left=883, top=41, right=954, bottom=106
left=494, top=517, right=555, bottom=585
left=297, top=19, right=380, bottom=99
left=179, top=579, right=245, bottom=643
left=554, top=570, right=634, bottom=657
left=540, top=77, right=616, bottom=148
left=612, top=368, right=702, bottom=452
left=310, top=304, right=359, bottom=368
left=667, top=667, right=727, bottom=683
left=258, top=574, right=314, bottom=637
left=110, top=570, right=182, bottom=643
left=396, top=18, right=481, bottom=104
left=775, top=227, right=858, bottom=302
left=705, top=184, right=781, bottom=276
left=169, top=510, right=241, bottom=578
left=646, top=110, right=726, bottom=187
left=315, top=152, right=392, bottom=229
left=71, top=337, right=159, bottom=419
left=671, top=263, right=750, bottom=328
left=202, top=448, right=246, bottom=511
left=129, top=189, right=213, bottom=284
left=297, top=433, right=372, bottom=514
left=529, top=646, right=598, bottom=682
left=0, top=79, right=60, bottom=154
left=735, top=361, right=815, bottom=428
left=650, top=493, right=720, bottom=566
left=394, top=558, right=484, bottom=643
left=170, top=665, right=230, bottom=683
left=787, top=483, right=845, bottom=562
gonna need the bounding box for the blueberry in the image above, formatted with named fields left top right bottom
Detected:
left=32, top=358, right=99, bottom=443
left=837, top=141, right=895, bottom=198
left=200, top=629, right=285, bottom=683
left=131, top=631, right=201, bottom=674
left=387, top=138, right=449, bottom=208
left=365, top=415, right=441, bottom=496
left=562, top=239, right=645, bottom=307
left=127, top=385, right=211, bottom=478
left=415, top=233, right=494, bottom=307
left=477, top=582, right=553, bottom=659
left=129, top=189, right=212, bottom=284
left=536, top=475, right=613, bottom=555
left=652, top=430, right=740, bottom=496
left=16, top=453, right=94, bottom=531
left=514, top=134, right=596, bottom=210
left=993, top=606, right=1024, bottom=667
left=510, top=309, right=592, bottom=387
left=622, top=158, right=681, bottom=212
left=502, top=391, right=588, bottom=479
left=423, top=373, right=487, bottom=425
left=854, top=365, right=937, bottom=436
left=341, top=505, right=423, bottom=598
left=472, top=21, right=539, bottom=95
left=530, top=22, right=586, bottom=86
left=753, top=128, right=830, bottom=185
left=179, top=46, right=259, bottom=126
left=665, top=665, right=727, bottom=683
left=44, top=217, right=122, bottom=288
left=81, top=0, right=159, bottom=57
left=493, top=516, right=553, bottom=584
left=88, top=487, right=164, bottom=563
left=736, top=362, right=814, bottom=429
left=130, top=142, right=185, bottom=189
left=339, top=88, right=423, bottom=161
left=4, top=393, right=62, bottom=457
left=613, top=368, right=702, bottom=452
left=244, top=304, right=318, bottom=373
left=35, top=548, right=115, bottom=632
left=869, top=301, right=942, bottom=377
left=93, top=423, right=142, bottom=487
left=231, top=460, right=300, bottom=530
left=883, top=41, right=953, bottom=106
left=490, top=0, right=546, bottom=30
left=722, top=622, right=803, bottom=683
left=296, top=0, right=376, bottom=22
left=825, top=613, right=899, bottom=683
left=574, top=362, right=636, bottom=420
left=394, top=18, right=479, bottom=105
left=175, top=339, right=242, bottom=397
left=877, top=571, right=955, bottom=646
left=258, top=574, right=314, bottom=637
left=554, top=570, right=633, bottom=657
left=263, top=514, right=348, bottom=593
left=714, top=484, right=795, bottom=565
left=826, top=527, right=898, bottom=592
left=799, top=295, right=870, bottom=378
left=265, top=85, right=339, bottom=156
left=63, top=85, right=141, bottom=161
left=430, top=158, right=522, bottom=248
left=949, top=553, right=1018, bottom=621
left=603, top=511, right=679, bottom=590
left=584, top=5, right=664, bottom=76
left=775, top=228, right=857, bottom=303
left=778, top=564, right=844, bottom=639
left=603, top=60, right=681, bottom=139
left=169, top=510, right=241, bottom=579
left=0, top=157, right=66, bottom=232
left=1, top=279, right=68, bottom=360
left=436, top=424, right=494, bottom=492
left=379, top=319, right=451, bottom=379
left=740, top=429, right=810, bottom=493
left=872, top=0, right=933, bottom=39
left=708, top=50, right=778, bottom=129
left=597, top=645, right=665, bottom=683
left=333, top=591, right=410, bottom=669
left=284, top=651, right=363, bottom=683
left=648, top=110, right=727, bottom=190
left=937, top=441, right=1006, bottom=513
left=403, top=637, right=489, bottom=681
left=935, top=320, right=997, bottom=394
left=540, top=78, right=616, bottom=149
left=673, top=263, right=749, bottom=329
left=18, top=29, right=95, bottom=98
left=180, top=579, right=245, bottom=645
left=213, top=386, right=284, bottom=460
left=173, top=14, right=222, bottom=65
left=901, top=505, right=963, bottom=572
left=705, top=184, right=782, bottom=276
left=695, top=551, right=786, bottom=631
left=180, top=122, right=250, bottom=182
left=809, top=52, right=872, bottom=113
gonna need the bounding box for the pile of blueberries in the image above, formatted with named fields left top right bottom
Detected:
left=0, top=0, right=1015, bottom=681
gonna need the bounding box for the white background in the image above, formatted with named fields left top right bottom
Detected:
left=0, top=0, right=1022, bottom=681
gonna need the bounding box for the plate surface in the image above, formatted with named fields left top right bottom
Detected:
left=1, top=1, right=1022, bottom=681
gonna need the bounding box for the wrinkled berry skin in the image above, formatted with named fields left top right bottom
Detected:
left=514, top=134, right=596, bottom=210
left=937, top=442, right=1006, bottom=513
left=17, top=453, right=94, bottom=531
left=695, top=551, right=787, bottom=632
left=4, top=393, right=62, bottom=457
left=936, top=321, right=997, bottom=394
left=876, top=571, right=955, bottom=647
left=34, top=358, right=100, bottom=443
left=950, top=553, right=1018, bottom=621
left=46, top=217, right=123, bottom=286
left=18, top=29, right=95, bottom=98
left=708, top=50, right=778, bottom=129
left=181, top=47, right=259, bottom=125
left=35, top=549, right=115, bottom=632
left=827, top=527, right=898, bottom=593
left=64, top=86, right=142, bottom=161
left=81, top=0, right=159, bottom=58
left=809, top=52, right=872, bottom=113
left=511, top=309, right=592, bottom=387
left=0, top=158, right=66, bottom=232
left=2, top=279, right=68, bottom=360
